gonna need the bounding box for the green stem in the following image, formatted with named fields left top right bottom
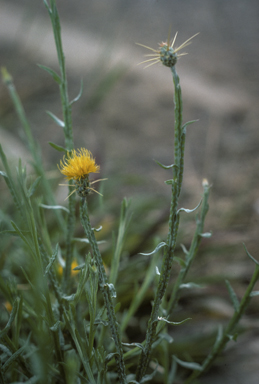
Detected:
left=136, top=66, right=184, bottom=382
left=80, top=198, right=127, bottom=384
left=45, top=0, right=75, bottom=291
left=47, top=0, right=73, bottom=148
left=167, top=181, right=210, bottom=315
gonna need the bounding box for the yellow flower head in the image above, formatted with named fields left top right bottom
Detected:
left=137, top=32, right=199, bottom=69
left=59, top=148, right=100, bottom=181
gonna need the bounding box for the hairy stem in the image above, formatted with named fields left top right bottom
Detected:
left=136, top=66, right=184, bottom=381
left=80, top=198, right=127, bottom=384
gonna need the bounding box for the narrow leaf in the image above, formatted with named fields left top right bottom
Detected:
left=164, top=179, right=175, bottom=185
left=105, top=352, right=119, bottom=364
left=174, top=256, right=186, bottom=268
left=200, top=232, right=212, bottom=238
left=140, top=362, right=158, bottom=382
left=181, top=119, right=198, bottom=132
left=0, top=170, right=7, bottom=178
left=45, top=243, right=59, bottom=276
left=28, top=176, right=41, bottom=197
left=179, top=283, right=203, bottom=290
left=46, top=111, right=65, bottom=127
left=173, top=355, right=202, bottom=371
left=121, top=342, right=145, bottom=352
left=72, top=263, right=86, bottom=271
left=38, top=64, right=61, bottom=84
left=180, top=243, right=188, bottom=255
left=49, top=142, right=67, bottom=153
left=2, top=333, right=31, bottom=373
left=158, top=333, right=173, bottom=344
left=70, top=80, right=83, bottom=105
left=50, top=320, right=63, bottom=332
left=39, top=204, right=69, bottom=213
left=243, top=243, right=259, bottom=266
left=62, top=294, right=76, bottom=302
left=225, top=280, right=239, bottom=312
left=250, top=291, right=259, bottom=297
left=139, top=241, right=167, bottom=256
left=154, top=160, right=177, bottom=170
left=92, top=226, right=102, bottom=232
left=11, top=221, right=31, bottom=250
left=158, top=317, right=191, bottom=326
left=177, top=198, right=202, bottom=215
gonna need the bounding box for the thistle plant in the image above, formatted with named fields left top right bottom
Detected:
left=1, top=2, right=259, bottom=384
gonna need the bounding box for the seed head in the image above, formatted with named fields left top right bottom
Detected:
left=137, top=32, right=199, bottom=69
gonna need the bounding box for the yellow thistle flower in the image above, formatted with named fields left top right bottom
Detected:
left=58, top=148, right=100, bottom=181
left=137, top=32, right=199, bottom=68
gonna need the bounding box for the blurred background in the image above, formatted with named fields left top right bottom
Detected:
left=1, top=1, right=259, bottom=382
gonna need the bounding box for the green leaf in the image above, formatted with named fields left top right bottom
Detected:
left=164, top=179, right=175, bottom=185
left=168, top=357, right=177, bottom=384
left=49, top=142, right=67, bottom=153
left=140, top=362, right=158, bottom=382
left=225, top=280, right=239, bottom=312
left=121, top=342, right=145, bottom=352
left=154, top=160, right=177, bottom=170
left=50, top=320, right=63, bottom=332
left=250, top=291, right=259, bottom=297
left=227, top=333, right=238, bottom=342
left=62, top=294, right=76, bottom=302
left=181, top=119, right=198, bottom=132
left=11, top=221, right=32, bottom=250
left=158, top=332, right=173, bottom=344
left=46, top=111, right=65, bottom=127
left=0, top=230, right=31, bottom=236
left=45, top=243, right=59, bottom=276
left=70, top=79, right=83, bottom=105
left=174, top=256, right=186, bottom=268
left=2, top=333, right=31, bottom=373
left=28, top=176, right=41, bottom=197
left=0, top=170, right=7, bottom=178
left=38, top=64, right=61, bottom=84
left=114, top=302, right=121, bottom=313
left=105, top=352, right=119, bottom=364
left=173, top=355, right=202, bottom=371
left=72, top=263, right=86, bottom=271
left=200, top=232, right=212, bottom=238
left=158, top=317, right=191, bottom=326
left=94, top=319, right=109, bottom=327
left=180, top=243, right=188, bottom=255
left=179, top=283, right=203, bottom=290
left=243, top=243, right=259, bottom=266
left=177, top=198, right=202, bottom=215
left=39, top=204, right=69, bottom=213
left=43, top=0, right=50, bottom=11
left=139, top=241, right=167, bottom=256
left=92, top=226, right=103, bottom=232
